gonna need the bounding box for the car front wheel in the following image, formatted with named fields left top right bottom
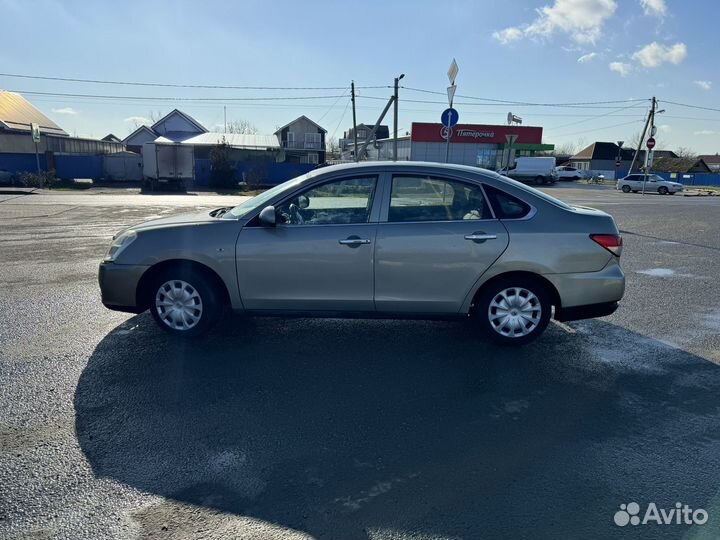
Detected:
left=149, top=269, right=222, bottom=337
left=658, top=186, right=668, bottom=195
left=621, top=185, right=631, bottom=193
left=475, top=277, right=552, bottom=345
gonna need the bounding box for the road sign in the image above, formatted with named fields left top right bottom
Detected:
left=447, top=85, right=456, bottom=106
left=647, top=137, right=656, bottom=149
left=440, top=126, right=452, bottom=140
left=31, top=122, right=41, bottom=143
left=447, top=58, right=459, bottom=84
left=616, top=160, right=621, bottom=168
left=441, top=108, right=459, bottom=128
left=505, top=134, right=518, bottom=146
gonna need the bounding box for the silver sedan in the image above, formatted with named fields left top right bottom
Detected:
left=99, top=162, right=625, bottom=345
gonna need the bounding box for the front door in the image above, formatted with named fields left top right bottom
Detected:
left=375, top=174, right=510, bottom=313
left=236, top=175, right=379, bottom=311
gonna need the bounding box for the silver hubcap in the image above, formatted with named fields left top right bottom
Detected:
left=155, top=280, right=203, bottom=330
left=488, top=287, right=542, bottom=338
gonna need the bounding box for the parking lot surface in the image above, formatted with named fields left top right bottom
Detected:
left=1, top=185, right=719, bottom=539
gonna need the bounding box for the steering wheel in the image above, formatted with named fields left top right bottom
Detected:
left=289, top=203, right=304, bottom=225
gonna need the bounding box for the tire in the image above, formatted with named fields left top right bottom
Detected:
left=572, top=176, right=580, bottom=181
left=535, top=176, right=545, bottom=185
left=621, top=185, right=631, bottom=193
left=658, top=186, right=668, bottom=195
left=475, top=277, right=552, bottom=346
left=149, top=267, right=222, bottom=337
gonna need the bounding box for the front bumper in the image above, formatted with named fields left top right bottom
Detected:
left=668, top=185, right=683, bottom=193
left=98, top=262, right=148, bottom=313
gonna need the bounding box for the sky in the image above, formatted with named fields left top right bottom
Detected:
left=2, top=0, right=719, bottom=154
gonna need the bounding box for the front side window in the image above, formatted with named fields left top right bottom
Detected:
left=389, top=176, right=492, bottom=222
left=276, top=176, right=377, bottom=225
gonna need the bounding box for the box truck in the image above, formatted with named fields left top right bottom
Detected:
left=142, top=142, right=194, bottom=191
left=498, top=156, right=557, bottom=185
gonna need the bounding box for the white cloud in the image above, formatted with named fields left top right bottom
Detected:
left=658, top=124, right=671, bottom=133
left=640, top=0, right=667, bottom=17
left=493, top=0, right=617, bottom=45
left=52, top=107, right=78, bottom=115
left=632, top=42, right=687, bottom=68
left=694, top=130, right=715, bottom=136
left=694, top=80, right=712, bottom=90
left=609, top=61, right=631, bottom=76
left=577, top=52, right=598, bottom=63
left=124, top=116, right=150, bottom=125
left=492, top=27, right=523, bottom=44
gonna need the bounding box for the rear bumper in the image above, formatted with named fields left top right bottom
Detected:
left=545, top=259, right=625, bottom=314
left=555, top=301, right=619, bottom=322
left=98, top=262, right=148, bottom=313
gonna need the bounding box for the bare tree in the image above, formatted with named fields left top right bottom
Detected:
left=149, top=110, right=164, bottom=124
left=552, top=141, right=578, bottom=156
left=325, top=137, right=340, bottom=154
left=674, top=146, right=697, bottom=159
left=226, top=120, right=259, bottom=135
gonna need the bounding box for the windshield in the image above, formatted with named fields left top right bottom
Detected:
left=224, top=174, right=309, bottom=219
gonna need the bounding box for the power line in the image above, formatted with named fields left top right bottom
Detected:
left=546, top=102, right=650, bottom=131
left=7, top=89, right=347, bottom=102
left=0, top=72, right=389, bottom=91
left=660, top=99, right=720, bottom=114
left=358, top=94, right=647, bottom=109
left=551, top=118, right=645, bottom=138
left=401, top=86, right=649, bottom=107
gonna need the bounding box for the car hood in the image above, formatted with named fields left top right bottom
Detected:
left=125, top=209, right=222, bottom=234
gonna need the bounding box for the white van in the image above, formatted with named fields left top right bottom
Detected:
left=498, top=156, right=557, bottom=185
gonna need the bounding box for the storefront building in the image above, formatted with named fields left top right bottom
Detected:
left=409, top=122, right=554, bottom=170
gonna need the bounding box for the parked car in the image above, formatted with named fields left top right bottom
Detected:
left=554, top=165, right=586, bottom=181
left=0, top=169, right=19, bottom=186
left=498, top=156, right=558, bottom=185
left=99, top=162, right=625, bottom=345
left=616, top=174, right=683, bottom=195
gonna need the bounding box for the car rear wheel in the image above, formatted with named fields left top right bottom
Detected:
left=621, top=185, right=631, bottom=193
left=149, top=268, right=222, bottom=337
left=475, top=277, right=552, bottom=345
left=535, top=176, right=545, bottom=185
left=658, top=186, right=668, bottom=195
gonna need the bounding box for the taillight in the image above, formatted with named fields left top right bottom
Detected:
left=590, top=234, right=623, bottom=256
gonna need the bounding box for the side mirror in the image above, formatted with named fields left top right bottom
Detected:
left=258, top=205, right=276, bottom=227
left=297, top=195, right=310, bottom=209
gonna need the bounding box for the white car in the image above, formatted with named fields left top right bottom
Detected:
left=554, top=166, right=586, bottom=181
left=616, top=174, right=683, bottom=195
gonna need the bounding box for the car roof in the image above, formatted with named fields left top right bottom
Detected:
left=309, top=160, right=500, bottom=179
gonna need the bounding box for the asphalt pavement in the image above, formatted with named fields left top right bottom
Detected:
left=1, top=184, right=719, bottom=539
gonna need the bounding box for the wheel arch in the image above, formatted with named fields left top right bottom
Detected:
left=136, top=259, right=231, bottom=312
left=468, top=271, right=562, bottom=316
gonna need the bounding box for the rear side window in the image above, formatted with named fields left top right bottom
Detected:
left=483, top=184, right=532, bottom=219
left=389, top=176, right=492, bottom=222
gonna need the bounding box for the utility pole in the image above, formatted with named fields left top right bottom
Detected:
left=223, top=106, right=227, bottom=134
left=393, top=74, right=404, bottom=161
left=351, top=81, right=358, bottom=162
left=628, top=97, right=653, bottom=176
left=641, top=96, right=657, bottom=196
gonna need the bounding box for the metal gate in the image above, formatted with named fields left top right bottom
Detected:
left=103, top=152, right=143, bottom=181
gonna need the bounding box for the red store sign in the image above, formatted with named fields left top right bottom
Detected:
left=411, top=122, right=543, bottom=145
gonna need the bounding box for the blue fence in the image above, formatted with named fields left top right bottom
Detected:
left=54, top=154, right=103, bottom=180
left=195, top=159, right=316, bottom=187
left=652, top=172, right=720, bottom=186
left=0, top=153, right=48, bottom=175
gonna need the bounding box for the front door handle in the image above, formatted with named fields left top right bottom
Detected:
left=464, top=233, right=497, bottom=242
left=339, top=236, right=371, bottom=247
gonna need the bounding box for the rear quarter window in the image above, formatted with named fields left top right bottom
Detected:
left=483, top=184, right=532, bottom=219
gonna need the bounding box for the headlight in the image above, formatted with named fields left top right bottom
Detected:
left=104, top=230, right=137, bottom=262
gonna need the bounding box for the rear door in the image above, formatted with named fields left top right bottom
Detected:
left=374, top=174, right=509, bottom=313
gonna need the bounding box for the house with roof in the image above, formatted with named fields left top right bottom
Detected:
left=0, top=90, right=123, bottom=177
left=697, top=154, right=720, bottom=173
left=651, top=156, right=712, bottom=174
left=274, top=115, right=327, bottom=164
left=569, top=142, right=680, bottom=178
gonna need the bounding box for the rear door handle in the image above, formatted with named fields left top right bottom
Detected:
left=464, top=233, right=497, bottom=242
